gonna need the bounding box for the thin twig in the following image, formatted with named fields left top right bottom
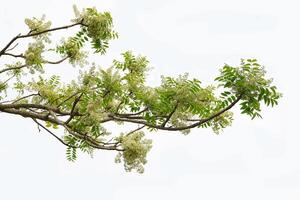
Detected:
left=125, top=125, right=146, bottom=137
left=57, top=91, right=81, bottom=107
left=161, top=103, right=178, bottom=127
left=116, top=107, right=148, bottom=117
left=43, top=56, right=68, bottom=64
left=65, top=93, right=83, bottom=124
left=0, top=64, right=27, bottom=74
left=110, top=93, right=244, bottom=131
left=5, top=43, right=18, bottom=52
left=12, top=93, right=40, bottom=104
left=2, top=52, right=25, bottom=59
left=0, top=22, right=85, bottom=56
left=32, top=118, right=77, bottom=148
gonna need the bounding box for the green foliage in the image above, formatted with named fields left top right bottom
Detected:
left=72, top=6, right=118, bottom=54
left=0, top=6, right=281, bottom=173
left=56, top=36, right=88, bottom=66
left=0, top=82, right=7, bottom=94
left=45, top=121, right=59, bottom=129
left=64, top=135, right=78, bottom=161
left=215, top=59, right=281, bottom=119
left=66, top=147, right=77, bottom=162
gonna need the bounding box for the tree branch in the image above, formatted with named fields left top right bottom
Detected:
left=110, top=93, right=244, bottom=131
left=5, top=43, right=19, bottom=52
left=125, top=125, right=146, bottom=137
left=63, top=124, right=123, bottom=151
left=0, top=103, right=72, bottom=116
left=32, top=118, right=77, bottom=148
left=44, top=56, right=68, bottom=64
left=0, top=22, right=85, bottom=57
left=0, top=56, right=68, bottom=75
left=0, top=64, right=27, bottom=74
left=161, top=103, right=178, bottom=127
left=65, top=93, right=83, bottom=124
left=12, top=93, right=40, bottom=104
left=57, top=91, right=81, bottom=107
left=2, top=52, right=25, bottom=59
left=116, top=107, right=148, bottom=117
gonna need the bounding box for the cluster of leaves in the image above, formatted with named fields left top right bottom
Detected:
left=72, top=6, right=118, bottom=54
left=206, top=111, right=234, bottom=133
left=113, top=51, right=149, bottom=90
left=215, top=59, right=281, bottom=119
left=28, top=75, right=61, bottom=104
left=64, top=134, right=96, bottom=162
left=56, top=34, right=88, bottom=66
left=55, top=7, right=119, bottom=66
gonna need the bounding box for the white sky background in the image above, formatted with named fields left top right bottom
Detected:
left=0, top=0, right=299, bottom=199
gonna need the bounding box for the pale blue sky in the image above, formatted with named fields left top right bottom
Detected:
left=0, top=0, right=299, bottom=199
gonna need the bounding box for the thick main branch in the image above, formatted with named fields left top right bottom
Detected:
left=110, top=93, right=243, bottom=131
